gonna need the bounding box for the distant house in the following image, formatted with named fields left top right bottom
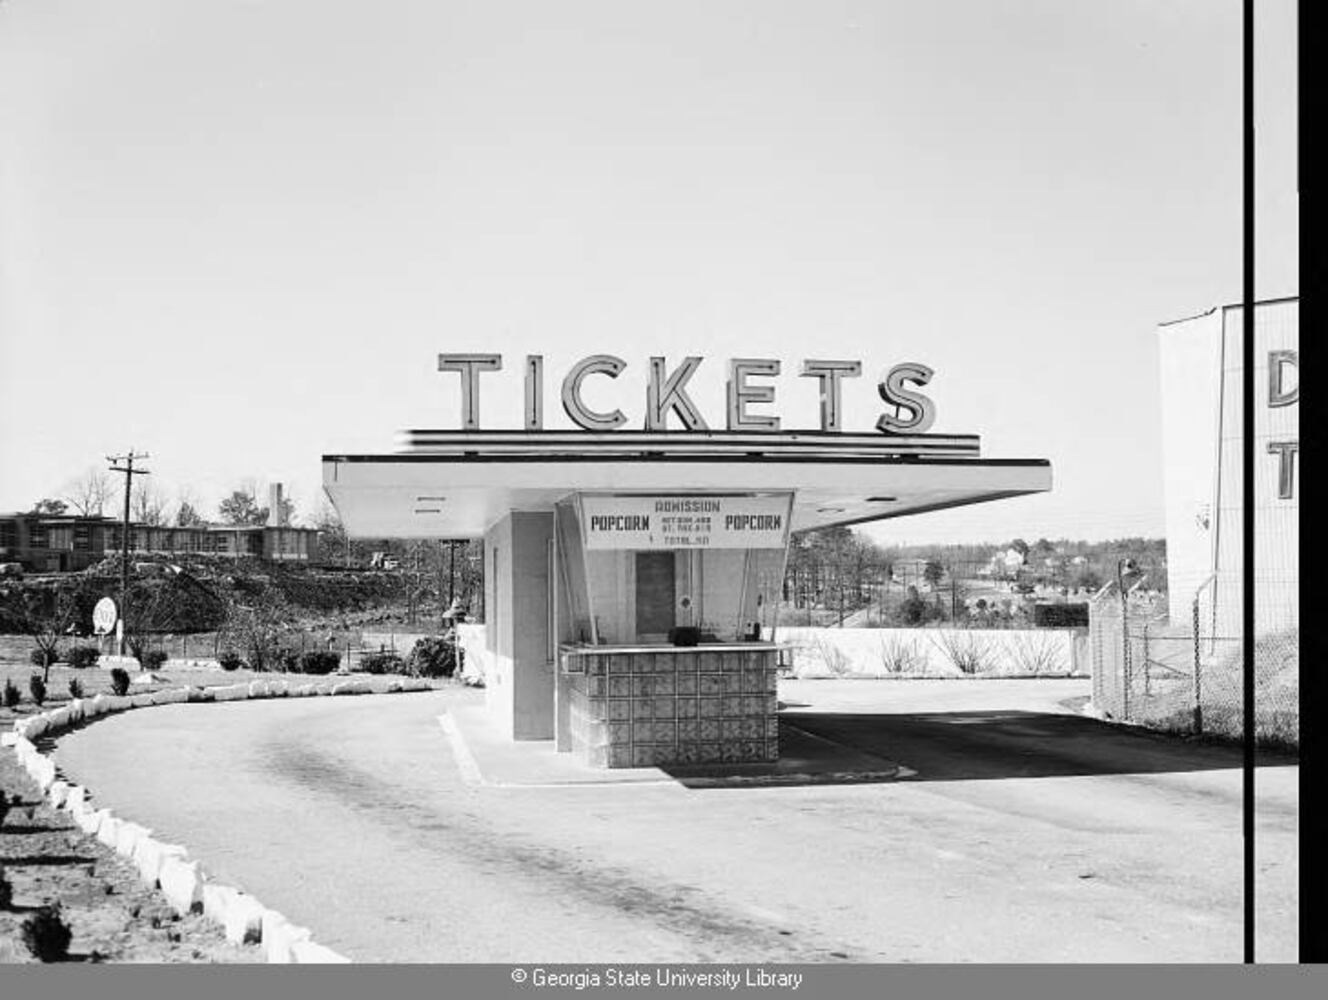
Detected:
left=985, top=549, right=1025, bottom=578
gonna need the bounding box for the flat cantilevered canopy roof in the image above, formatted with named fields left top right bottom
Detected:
left=322, top=431, right=1051, bottom=538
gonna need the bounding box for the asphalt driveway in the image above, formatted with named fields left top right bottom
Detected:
left=52, top=679, right=1298, bottom=962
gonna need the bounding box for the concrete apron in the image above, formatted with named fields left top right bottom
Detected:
left=441, top=704, right=909, bottom=789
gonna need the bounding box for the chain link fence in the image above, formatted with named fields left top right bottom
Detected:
left=91, top=628, right=437, bottom=672
left=1089, top=581, right=1298, bottom=748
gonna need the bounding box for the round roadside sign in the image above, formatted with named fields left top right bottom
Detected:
left=93, top=597, right=118, bottom=635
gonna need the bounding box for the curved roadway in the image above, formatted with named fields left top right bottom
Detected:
left=53, top=681, right=1298, bottom=962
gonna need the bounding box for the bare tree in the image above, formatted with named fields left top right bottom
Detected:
left=173, top=487, right=210, bottom=527
left=131, top=479, right=168, bottom=526
left=63, top=468, right=113, bottom=517
left=218, top=587, right=294, bottom=671
left=12, top=589, right=77, bottom=683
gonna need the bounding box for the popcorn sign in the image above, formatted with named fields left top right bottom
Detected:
left=581, top=495, right=792, bottom=550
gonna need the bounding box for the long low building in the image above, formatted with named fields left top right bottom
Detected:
left=0, top=512, right=319, bottom=572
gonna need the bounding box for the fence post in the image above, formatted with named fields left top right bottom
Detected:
left=1121, top=595, right=1131, bottom=721
left=1142, top=621, right=1151, bottom=698
left=1192, top=595, right=1204, bottom=735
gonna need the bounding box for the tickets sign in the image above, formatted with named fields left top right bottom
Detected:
left=581, top=495, right=792, bottom=550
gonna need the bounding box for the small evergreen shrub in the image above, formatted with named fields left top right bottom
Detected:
left=217, top=651, right=244, bottom=672
left=277, top=649, right=301, bottom=673
left=407, top=635, right=457, bottom=678
left=68, top=677, right=85, bottom=700
left=66, top=645, right=101, bottom=669
left=109, top=667, right=131, bottom=697
left=140, top=649, right=169, bottom=671
left=21, top=903, right=73, bottom=962
left=359, top=651, right=404, bottom=675
left=28, top=674, right=47, bottom=706
left=3, top=678, right=20, bottom=709
left=299, top=650, right=340, bottom=675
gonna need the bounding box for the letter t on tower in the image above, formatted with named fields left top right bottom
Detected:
left=439, top=354, right=503, bottom=430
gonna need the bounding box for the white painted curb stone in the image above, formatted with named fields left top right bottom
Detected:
left=47, top=779, right=69, bottom=809
left=113, top=820, right=152, bottom=858
left=95, top=814, right=124, bottom=849
left=132, top=838, right=187, bottom=887
left=261, top=911, right=313, bottom=964
left=203, top=884, right=265, bottom=945
left=289, top=940, right=352, bottom=963
left=158, top=856, right=204, bottom=915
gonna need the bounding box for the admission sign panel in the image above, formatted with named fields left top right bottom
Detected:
left=581, top=494, right=792, bottom=550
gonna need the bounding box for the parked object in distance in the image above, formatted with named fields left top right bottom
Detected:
left=0, top=563, right=23, bottom=578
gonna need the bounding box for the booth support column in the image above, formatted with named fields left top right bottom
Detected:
left=482, top=511, right=555, bottom=740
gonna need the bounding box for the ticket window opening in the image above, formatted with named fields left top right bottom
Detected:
left=634, top=551, right=676, bottom=642
left=557, top=496, right=791, bottom=648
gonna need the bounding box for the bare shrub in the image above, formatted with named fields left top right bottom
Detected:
left=876, top=633, right=926, bottom=675
left=1005, top=632, right=1067, bottom=676
left=926, top=630, right=995, bottom=675
left=807, top=635, right=855, bottom=676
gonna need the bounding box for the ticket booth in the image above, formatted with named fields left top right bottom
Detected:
left=323, top=353, right=1052, bottom=768
left=550, top=493, right=791, bottom=766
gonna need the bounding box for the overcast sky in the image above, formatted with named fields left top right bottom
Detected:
left=0, top=1, right=1298, bottom=545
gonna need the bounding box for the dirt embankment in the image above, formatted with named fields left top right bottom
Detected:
left=0, top=558, right=413, bottom=636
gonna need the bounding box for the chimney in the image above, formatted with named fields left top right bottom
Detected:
left=269, top=483, right=284, bottom=527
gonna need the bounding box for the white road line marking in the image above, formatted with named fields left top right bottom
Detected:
left=437, top=714, right=486, bottom=786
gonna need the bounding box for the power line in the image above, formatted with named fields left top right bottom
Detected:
left=106, top=450, right=150, bottom=659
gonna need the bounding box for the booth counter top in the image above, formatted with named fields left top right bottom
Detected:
left=558, top=642, right=781, bottom=656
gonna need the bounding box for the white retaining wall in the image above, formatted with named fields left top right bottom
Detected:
left=766, top=626, right=1088, bottom=678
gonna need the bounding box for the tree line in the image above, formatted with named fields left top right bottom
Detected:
left=29, top=469, right=307, bottom=529
left=782, top=526, right=1167, bottom=625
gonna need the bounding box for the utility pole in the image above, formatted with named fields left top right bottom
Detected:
left=107, top=450, right=150, bottom=657
left=449, top=540, right=457, bottom=607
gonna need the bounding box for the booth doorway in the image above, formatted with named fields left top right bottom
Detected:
left=635, top=551, right=676, bottom=640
